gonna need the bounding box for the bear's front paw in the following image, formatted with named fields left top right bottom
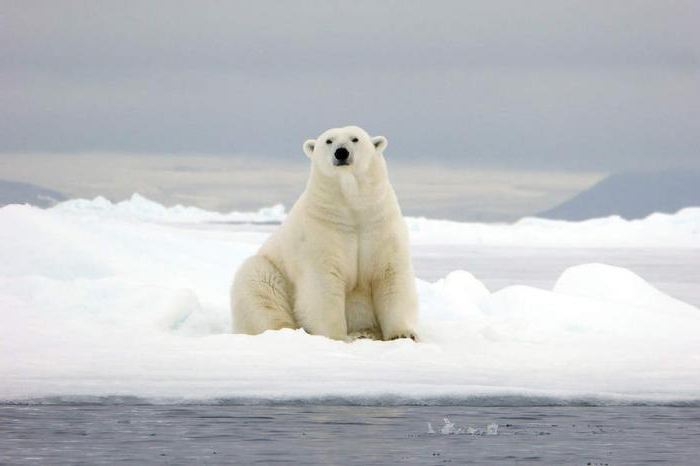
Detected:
left=348, top=328, right=382, bottom=341
left=386, top=331, right=418, bottom=342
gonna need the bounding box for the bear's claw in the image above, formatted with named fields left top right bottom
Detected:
left=348, top=329, right=382, bottom=341
left=388, top=332, right=418, bottom=342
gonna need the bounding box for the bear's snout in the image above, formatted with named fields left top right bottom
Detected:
left=333, top=147, right=351, bottom=166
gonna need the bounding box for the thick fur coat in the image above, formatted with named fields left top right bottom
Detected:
left=231, top=126, right=418, bottom=341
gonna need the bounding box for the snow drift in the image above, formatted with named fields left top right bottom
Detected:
left=54, top=194, right=700, bottom=247
left=406, top=209, right=700, bottom=247
left=53, top=193, right=286, bottom=224
left=1, top=196, right=699, bottom=404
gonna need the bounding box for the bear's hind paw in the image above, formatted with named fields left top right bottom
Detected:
left=387, top=331, right=418, bottom=342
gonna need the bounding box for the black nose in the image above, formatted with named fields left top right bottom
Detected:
left=334, top=147, right=350, bottom=161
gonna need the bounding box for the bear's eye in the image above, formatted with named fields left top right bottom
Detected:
left=326, top=139, right=332, bottom=145
left=351, top=137, right=359, bottom=143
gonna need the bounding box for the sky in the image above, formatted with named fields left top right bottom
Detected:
left=0, top=1, right=698, bottom=218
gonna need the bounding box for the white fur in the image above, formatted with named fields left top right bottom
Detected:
left=231, top=126, right=418, bottom=341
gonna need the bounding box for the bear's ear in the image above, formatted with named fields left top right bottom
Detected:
left=303, top=139, right=315, bottom=158
left=371, top=136, right=388, bottom=153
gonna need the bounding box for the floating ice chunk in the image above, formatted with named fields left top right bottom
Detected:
left=432, top=420, right=500, bottom=436
left=441, top=418, right=457, bottom=435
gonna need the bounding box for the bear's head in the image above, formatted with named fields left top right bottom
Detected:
left=303, top=126, right=387, bottom=177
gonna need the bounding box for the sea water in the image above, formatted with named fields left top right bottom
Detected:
left=2, top=405, right=700, bottom=465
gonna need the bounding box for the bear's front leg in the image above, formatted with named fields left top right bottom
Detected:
left=294, top=270, right=348, bottom=340
left=372, top=261, right=419, bottom=341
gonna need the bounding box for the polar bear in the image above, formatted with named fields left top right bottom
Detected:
left=231, top=126, right=418, bottom=341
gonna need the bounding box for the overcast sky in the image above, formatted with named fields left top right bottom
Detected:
left=0, top=1, right=698, bottom=220
left=2, top=0, right=698, bottom=172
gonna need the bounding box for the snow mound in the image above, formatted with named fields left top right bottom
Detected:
left=407, top=208, right=700, bottom=247
left=555, top=263, right=698, bottom=312
left=53, top=193, right=286, bottom=224
left=1, top=201, right=700, bottom=404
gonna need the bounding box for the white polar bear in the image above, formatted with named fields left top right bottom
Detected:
left=231, top=126, right=418, bottom=341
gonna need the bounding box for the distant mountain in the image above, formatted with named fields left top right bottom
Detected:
left=538, top=171, right=700, bottom=220
left=0, top=179, right=67, bottom=208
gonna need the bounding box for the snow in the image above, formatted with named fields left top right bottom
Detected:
left=407, top=209, right=700, bottom=247
left=53, top=193, right=700, bottom=247
left=1, top=195, right=700, bottom=405
left=53, top=193, right=286, bottom=224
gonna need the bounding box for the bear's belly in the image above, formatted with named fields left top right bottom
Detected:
left=345, top=287, right=378, bottom=333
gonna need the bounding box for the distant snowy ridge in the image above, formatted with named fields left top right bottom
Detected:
left=53, top=193, right=286, bottom=224
left=52, top=194, right=700, bottom=248
left=406, top=208, right=700, bottom=247
left=1, top=202, right=699, bottom=404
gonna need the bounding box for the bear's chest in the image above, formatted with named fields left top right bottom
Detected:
left=336, top=227, right=384, bottom=292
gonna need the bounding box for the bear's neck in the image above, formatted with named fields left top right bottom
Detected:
left=305, top=158, right=395, bottom=226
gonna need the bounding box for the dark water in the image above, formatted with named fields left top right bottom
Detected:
left=2, top=405, right=700, bottom=465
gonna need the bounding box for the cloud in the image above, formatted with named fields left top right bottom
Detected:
left=1, top=1, right=698, bottom=171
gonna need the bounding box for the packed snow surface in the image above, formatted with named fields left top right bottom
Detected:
left=1, top=195, right=699, bottom=404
